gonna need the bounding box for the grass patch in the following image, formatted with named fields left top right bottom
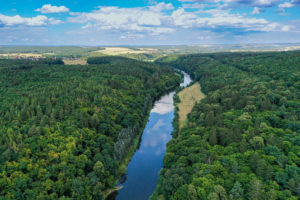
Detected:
left=63, top=58, right=87, bottom=65
left=177, top=82, right=205, bottom=129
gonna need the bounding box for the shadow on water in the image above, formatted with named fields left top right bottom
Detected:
left=107, top=72, right=192, bottom=200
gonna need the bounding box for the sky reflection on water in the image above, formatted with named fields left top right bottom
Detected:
left=110, top=72, right=191, bottom=200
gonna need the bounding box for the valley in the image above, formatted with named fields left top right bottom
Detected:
left=0, top=48, right=299, bottom=200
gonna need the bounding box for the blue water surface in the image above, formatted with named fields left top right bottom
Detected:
left=109, top=72, right=191, bottom=200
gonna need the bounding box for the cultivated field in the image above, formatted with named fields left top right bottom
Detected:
left=0, top=53, right=43, bottom=58
left=93, top=47, right=158, bottom=55
left=178, top=82, right=205, bottom=129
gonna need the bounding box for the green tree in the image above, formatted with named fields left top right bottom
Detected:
left=205, top=111, right=215, bottom=126
left=209, top=128, right=218, bottom=145
left=230, top=182, right=244, bottom=200
left=250, top=136, right=264, bottom=150
left=93, top=161, right=105, bottom=178
left=248, top=179, right=263, bottom=200
left=90, top=114, right=100, bottom=129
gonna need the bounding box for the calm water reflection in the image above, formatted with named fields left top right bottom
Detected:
left=180, top=71, right=192, bottom=87
left=108, top=72, right=192, bottom=200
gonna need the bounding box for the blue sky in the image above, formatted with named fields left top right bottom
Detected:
left=0, top=0, right=299, bottom=45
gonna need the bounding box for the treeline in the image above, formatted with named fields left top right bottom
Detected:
left=0, top=46, right=104, bottom=57
left=87, top=56, right=129, bottom=65
left=0, top=58, right=64, bottom=68
left=152, top=51, right=300, bottom=200
left=0, top=57, right=180, bottom=199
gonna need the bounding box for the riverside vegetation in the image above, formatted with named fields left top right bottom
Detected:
left=0, top=57, right=181, bottom=199
left=152, top=51, right=300, bottom=200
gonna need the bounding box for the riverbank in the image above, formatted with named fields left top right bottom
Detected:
left=107, top=72, right=192, bottom=200
left=105, top=73, right=182, bottom=199
left=150, top=72, right=206, bottom=200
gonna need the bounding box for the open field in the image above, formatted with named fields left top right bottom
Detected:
left=0, top=53, right=43, bottom=58
left=177, top=82, right=205, bottom=129
left=63, top=58, right=87, bottom=65
left=93, top=47, right=158, bottom=55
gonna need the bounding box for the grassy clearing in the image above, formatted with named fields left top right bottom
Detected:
left=63, top=58, right=87, bottom=65
left=178, top=82, right=205, bottom=129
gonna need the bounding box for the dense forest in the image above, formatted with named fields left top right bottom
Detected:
left=0, top=57, right=180, bottom=199
left=152, top=51, right=300, bottom=200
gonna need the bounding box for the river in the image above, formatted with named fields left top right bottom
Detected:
left=108, top=71, right=192, bottom=200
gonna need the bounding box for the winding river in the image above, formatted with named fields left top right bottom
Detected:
left=108, top=72, right=192, bottom=200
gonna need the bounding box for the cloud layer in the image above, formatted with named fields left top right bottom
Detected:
left=0, top=1, right=299, bottom=45
left=67, top=2, right=291, bottom=35
left=35, top=4, right=69, bottom=14
left=68, top=3, right=175, bottom=35
left=0, top=14, right=62, bottom=26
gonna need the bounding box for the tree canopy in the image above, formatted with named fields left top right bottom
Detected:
left=0, top=57, right=180, bottom=199
left=153, top=51, right=300, bottom=200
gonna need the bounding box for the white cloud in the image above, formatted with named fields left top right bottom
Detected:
left=253, top=0, right=281, bottom=7
left=35, top=4, right=69, bottom=14
left=150, top=2, right=174, bottom=11
left=151, top=93, right=174, bottom=114
left=68, top=3, right=175, bottom=35
left=171, top=8, right=198, bottom=28
left=138, top=12, right=162, bottom=26
left=0, top=14, right=50, bottom=26
left=277, top=1, right=295, bottom=12
left=171, top=7, right=289, bottom=32
left=251, top=7, right=261, bottom=14
left=67, top=2, right=291, bottom=40
left=152, top=119, right=165, bottom=131
left=179, top=0, right=281, bottom=11
left=142, top=132, right=169, bottom=149
left=278, top=2, right=294, bottom=8
left=0, top=13, right=63, bottom=27
left=281, top=25, right=292, bottom=31
left=48, top=18, right=63, bottom=25
left=182, top=3, right=210, bottom=9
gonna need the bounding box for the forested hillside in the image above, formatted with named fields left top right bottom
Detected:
left=0, top=57, right=180, bottom=199
left=153, top=51, right=300, bottom=200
